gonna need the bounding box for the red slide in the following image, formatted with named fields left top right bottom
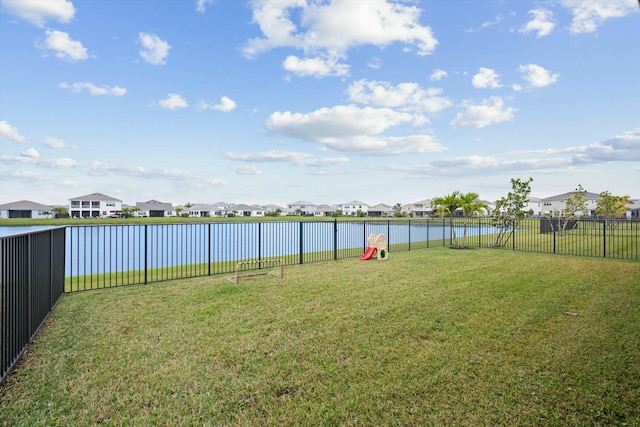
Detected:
left=360, top=247, right=376, bottom=260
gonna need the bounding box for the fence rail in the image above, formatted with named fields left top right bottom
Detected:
left=1, top=218, right=638, bottom=384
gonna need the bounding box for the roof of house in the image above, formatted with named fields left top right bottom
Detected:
left=288, top=201, right=316, bottom=207
left=69, top=192, right=122, bottom=202
left=136, top=201, right=174, bottom=210
left=369, top=203, right=393, bottom=210
left=0, top=200, right=52, bottom=210
left=542, top=191, right=601, bottom=201
left=339, top=200, right=369, bottom=207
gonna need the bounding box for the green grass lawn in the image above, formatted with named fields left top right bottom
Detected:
left=1, top=247, right=639, bottom=426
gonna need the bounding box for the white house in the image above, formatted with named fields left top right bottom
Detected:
left=0, top=200, right=53, bottom=219
left=402, top=199, right=432, bottom=217
left=541, top=191, right=601, bottom=217
left=69, top=193, right=122, bottom=218
left=135, top=200, right=175, bottom=217
left=228, top=203, right=265, bottom=217
left=187, top=203, right=229, bottom=217
left=287, top=201, right=317, bottom=216
left=338, top=200, right=369, bottom=216
left=368, top=203, right=395, bottom=217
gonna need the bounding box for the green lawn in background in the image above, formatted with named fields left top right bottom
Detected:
left=1, top=247, right=638, bottom=426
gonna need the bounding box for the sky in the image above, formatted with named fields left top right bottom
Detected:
left=1, top=0, right=639, bottom=208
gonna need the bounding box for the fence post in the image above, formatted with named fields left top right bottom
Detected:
left=408, top=219, right=411, bottom=251
left=207, top=223, right=211, bottom=276
left=299, top=221, right=304, bottom=265
left=603, top=220, right=606, bottom=258
left=144, top=224, right=148, bottom=284
left=258, top=222, right=262, bottom=265
left=333, top=218, right=338, bottom=260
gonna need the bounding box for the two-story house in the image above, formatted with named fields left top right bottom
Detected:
left=69, top=193, right=122, bottom=218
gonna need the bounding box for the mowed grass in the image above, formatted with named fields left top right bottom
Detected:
left=1, top=248, right=639, bottom=426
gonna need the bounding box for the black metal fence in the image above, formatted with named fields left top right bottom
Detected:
left=65, top=219, right=450, bottom=291
left=1, top=227, right=65, bottom=384
left=64, top=217, right=640, bottom=292
left=1, top=218, right=638, bottom=384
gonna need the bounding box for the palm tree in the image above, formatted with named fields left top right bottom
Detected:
left=431, top=191, right=462, bottom=246
left=458, top=192, right=488, bottom=248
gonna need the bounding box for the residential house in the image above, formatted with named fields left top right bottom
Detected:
left=262, top=204, right=286, bottom=216
left=69, top=193, right=122, bottom=218
left=628, top=199, right=639, bottom=218
left=135, top=200, right=175, bottom=217
left=541, top=191, right=601, bottom=217
left=367, top=203, right=395, bottom=217
left=287, top=201, right=317, bottom=216
left=338, top=200, right=369, bottom=216
left=0, top=200, right=53, bottom=219
left=402, top=199, right=432, bottom=217
left=525, top=197, right=543, bottom=216
left=315, top=204, right=340, bottom=217
left=228, top=203, right=265, bottom=217
left=187, top=203, right=229, bottom=217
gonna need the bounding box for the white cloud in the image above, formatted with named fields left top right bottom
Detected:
left=465, top=14, right=505, bottom=33
left=195, top=0, right=215, bottom=13
left=232, top=165, right=263, bottom=175
left=559, top=0, right=637, bottom=34
left=138, top=32, right=171, bottom=65
left=59, top=82, right=127, bottom=96
left=367, top=57, right=382, bottom=69
left=226, top=151, right=313, bottom=163
left=43, top=136, right=74, bottom=149
left=157, top=93, right=188, bottom=110
left=199, top=96, right=237, bottom=112
left=225, top=150, right=349, bottom=167
left=266, top=104, right=446, bottom=155
left=1, top=0, right=75, bottom=27
left=242, top=0, right=437, bottom=77
left=518, top=64, right=560, bottom=88
left=347, top=79, right=452, bottom=114
left=21, top=148, right=40, bottom=158
left=572, top=128, right=640, bottom=163
left=0, top=121, right=27, bottom=142
left=472, top=67, right=502, bottom=89
left=520, top=9, right=555, bottom=38
left=450, top=97, right=516, bottom=128
left=39, top=30, right=88, bottom=62
left=430, top=69, right=448, bottom=82
left=283, top=55, right=349, bottom=77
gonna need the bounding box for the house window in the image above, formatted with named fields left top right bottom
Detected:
left=106, top=202, right=115, bottom=207
left=71, top=201, right=80, bottom=207
left=82, top=201, right=90, bottom=208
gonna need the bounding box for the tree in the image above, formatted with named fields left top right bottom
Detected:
left=596, top=191, right=632, bottom=229
left=492, top=177, right=533, bottom=247
left=548, top=184, right=588, bottom=235
left=431, top=191, right=462, bottom=246
left=393, top=203, right=404, bottom=217
left=458, top=192, right=488, bottom=248
left=564, top=184, right=588, bottom=217
left=51, top=206, right=69, bottom=218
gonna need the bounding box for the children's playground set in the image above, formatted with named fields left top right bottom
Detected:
left=359, top=233, right=390, bottom=260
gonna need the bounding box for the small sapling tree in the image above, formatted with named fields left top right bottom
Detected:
left=548, top=184, right=588, bottom=235
left=492, top=177, right=533, bottom=247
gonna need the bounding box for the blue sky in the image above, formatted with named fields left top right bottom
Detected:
left=1, top=0, right=638, bottom=207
